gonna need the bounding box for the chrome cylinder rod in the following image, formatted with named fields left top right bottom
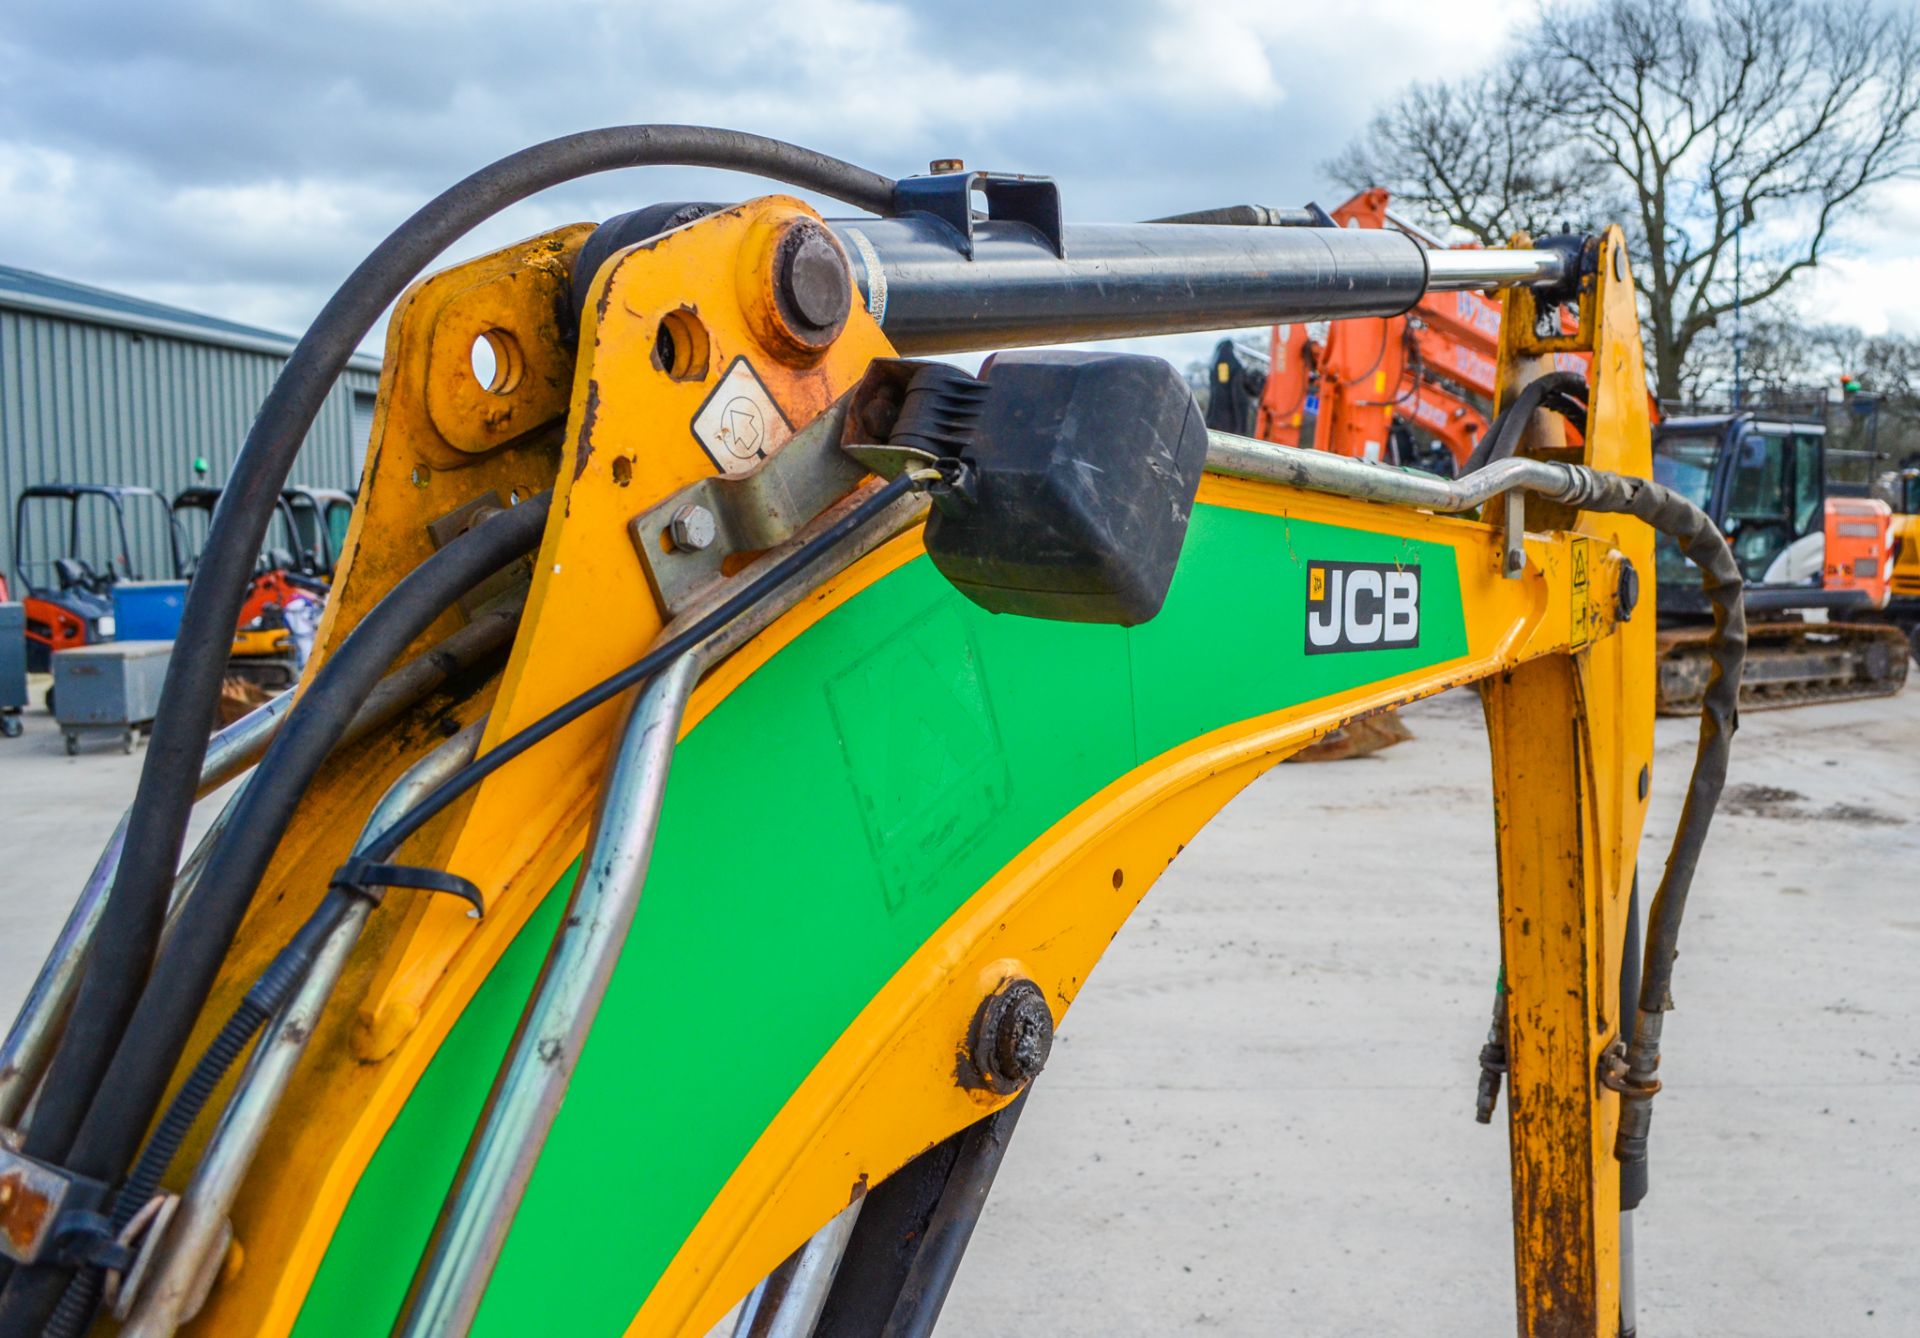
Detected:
left=121, top=721, right=488, bottom=1337
left=731, top=1200, right=865, bottom=1338
left=398, top=481, right=925, bottom=1335
left=1423, top=246, right=1571, bottom=292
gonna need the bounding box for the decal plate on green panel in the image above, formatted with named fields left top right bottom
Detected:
left=296, top=501, right=1467, bottom=1335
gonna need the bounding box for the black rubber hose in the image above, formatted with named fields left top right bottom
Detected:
left=33, top=470, right=921, bottom=1336
left=23, top=127, right=898, bottom=1176
left=0, top=496, right=551, bottom=1329
left=1552, top=467, right=1746, bottom=1191
left=41, top=914, right=339, bottom=1338
left=1462, top=371, right=1591, bottom=474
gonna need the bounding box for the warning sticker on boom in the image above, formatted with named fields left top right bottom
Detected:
left=690, top=357, right=794, bottom=475
left=1305, top=560, right=1421, bottom=653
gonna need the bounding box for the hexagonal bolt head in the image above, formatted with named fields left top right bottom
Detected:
left=964, top=978, right=1054, bottom=1094
left=668, top=503, right=717, bottom=553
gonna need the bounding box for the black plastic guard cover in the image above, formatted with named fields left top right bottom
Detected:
left=920, top=350, right=1208, bottom=626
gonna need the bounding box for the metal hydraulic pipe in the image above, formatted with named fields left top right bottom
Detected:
left=0, top=819, right=128, bottom=1128
left=1203, top=429, right=1587, bottom=513
left=0, top=693, right=288, bottom=1130
left=732, top=1201, right=865, bottom=1338
left=121, top=721, right=487, bottom=1337
left=401, top=655, right=698, bottom=1337
left=827, top=217, right=1570, bottom=354
left=397, top=480, right=926, bottom=1335
left=0, top=606, right=521, bottom=1137
left=197, top=690, right=297, bottom=794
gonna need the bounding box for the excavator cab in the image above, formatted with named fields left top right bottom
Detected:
left=1722, top=422, right=1825, bottom=581
left=172, top=486, right=332, bottom=693
left=1872, top=461, right=1920, bottom=656
left=280, top=485, right=356, bottom=578
left=170, top=487, right=310, bottom=580
left=1652, top=413, right=1907, bottom=711
left=1651, top=416, right=1824, bottom=586
left=10, top=483, right=179, bottom=670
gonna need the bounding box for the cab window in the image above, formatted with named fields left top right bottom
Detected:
left=1788, top=432, right=1823, bottom=537
left=1725, top=431, right=1795, bottom=581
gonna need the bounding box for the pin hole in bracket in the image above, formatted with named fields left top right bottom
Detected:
left=469, top=328, right=524, bottom=396
left=653, top=307, right=711, bottom=382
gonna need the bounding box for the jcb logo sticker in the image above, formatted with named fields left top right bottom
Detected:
left=1305, top=561, right=1420, bottom=653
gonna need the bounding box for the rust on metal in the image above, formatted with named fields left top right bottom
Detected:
left=0, top=1171, right=54, bottom=1257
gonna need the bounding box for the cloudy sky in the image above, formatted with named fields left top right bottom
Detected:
left=3, top=0, right=1917, bottom=370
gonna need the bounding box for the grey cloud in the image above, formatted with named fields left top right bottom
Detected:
left=0, top=0, right=1423, bottom=349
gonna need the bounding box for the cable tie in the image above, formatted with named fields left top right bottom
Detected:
left=329, top=857, right=485, bottom=919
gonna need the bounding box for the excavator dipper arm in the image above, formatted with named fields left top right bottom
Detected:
left=0, top=138, right=1725, bottom=1338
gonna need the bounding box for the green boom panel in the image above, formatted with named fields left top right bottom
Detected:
left=294, top=502, right=1467, bottom=1335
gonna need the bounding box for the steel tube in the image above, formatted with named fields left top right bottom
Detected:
left=1204, top=428, right=1585, bottom=513
left=400, top=655, right=698, bottom=1337
left=121, top=721, right=488, bottom=1337
left=196, top=690, right=296, bottom=794
left=0, top=817, right=129, bottom=1128
left=397, top=481, right=924, bottom=1335
left=0, top=608, right=520, bottom=1138
left=732, top=1201, right=865, bottom=1338
left=0, top=688, right=286, bottom=1130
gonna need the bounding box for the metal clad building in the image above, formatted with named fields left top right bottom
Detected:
left=0, top=264, right=380, bottom=588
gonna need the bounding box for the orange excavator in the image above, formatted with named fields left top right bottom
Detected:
left=1222, top=189, right=1586, bottom=476
left=1201, top=190, right=1588, bottom=753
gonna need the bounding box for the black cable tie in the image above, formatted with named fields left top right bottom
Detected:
left=50, top=1208, right=130, bottom=1273
left=329, top=856, right=485, bottom=918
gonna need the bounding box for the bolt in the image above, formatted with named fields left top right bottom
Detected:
left=1616, top=556, right=1641, bottom=622
left=929, top=158, right=965, bottom=174
left=775, top=222, right=851, bottom=339
left=967, top=978, right=1053, bottom=1093
left=667, top=504, right=716, bottom=553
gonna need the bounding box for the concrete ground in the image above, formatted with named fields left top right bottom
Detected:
left=4, top=679, right=1917, bottom=1335
left=941, top=688, right=1920, bottom=1337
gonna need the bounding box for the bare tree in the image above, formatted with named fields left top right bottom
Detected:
left=1326, top=66, right=1617, bottom=245
left=1332, top=0, right=1920, bottom=402
left=1678, top=303, right=1865, bottom=402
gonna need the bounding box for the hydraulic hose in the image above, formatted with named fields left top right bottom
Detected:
left=0, top=495, right=551, bottom=1330
left=23, top=127, right=899, bottom=1184
left=1553, top=468, right=1746, bottom=1196
left=1461, top=371, right=1591, bottom=473
left=37, top=470, right=924, bottom=1337
left=1463, top=398, right=1743, bottom=1202
left=1208, top=418, right=1743, bottom=1205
